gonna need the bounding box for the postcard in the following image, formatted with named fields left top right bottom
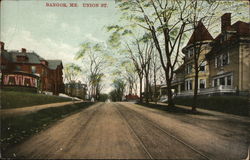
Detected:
left=0, top=0, right=250, bottom=159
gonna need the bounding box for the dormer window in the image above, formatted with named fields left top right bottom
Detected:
left=17, top=55, right=28, bottom=62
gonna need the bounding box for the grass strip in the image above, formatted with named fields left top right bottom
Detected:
left=1, top=91, right=72, bottom=109
left=1, top=102, right=94, bottom=153
left=173, top=96, right=249, bottom=116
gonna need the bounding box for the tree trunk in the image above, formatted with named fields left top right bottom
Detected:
left=154, top=77, right=157, bottom=104
left=166, top=78, right=174, bottom=107
left=145, top=74, right=149, bottom=103
left=139, top=77, right=143, bottom=103
left=193, top=68, right=199, bottom=112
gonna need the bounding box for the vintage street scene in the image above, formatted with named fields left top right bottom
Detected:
left=0, top=0, right=250, bottom=159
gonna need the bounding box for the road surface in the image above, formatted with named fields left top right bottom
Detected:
left=4, top=102, right=250, bottom=159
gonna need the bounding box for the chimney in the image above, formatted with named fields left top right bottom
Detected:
left=0, top=41, right=5, bottom=51
left=221, top=13, right=231, bottom=33
left=21, top=48, right=27, bottom=53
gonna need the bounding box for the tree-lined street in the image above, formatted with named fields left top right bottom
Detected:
left=5, top=102, right=250, bottom=159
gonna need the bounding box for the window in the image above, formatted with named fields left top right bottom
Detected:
left=222, top=54, right=228, bottom=65
left=189, top=80, right=193, bottom=90
left=31, top=66, right=36, bottom=73
left=16, top=65, right=21, bottom=71
left=199, top=79, right=206, bottom=89
left=17, top=56, right=28, bottom=62
left=200, top=62, right=206, bottom=72
left=186, top=63, right=193, bottom=74
left=213, top=79, right=218, bottom=87
left=227, top=76, right=232, bottom=86
left=185, top=80, right=193, bottom=90
left=188, top=49, right=193, bottom=57
left=215, top=53, right=229, bottom=68
left=220, top=77, right=225, bottom=85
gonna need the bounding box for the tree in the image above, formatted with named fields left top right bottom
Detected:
left=64, top=63, right=82, bottom=83
left=75, top=41, right=106, bottom=100
left=109, top=78, right=126, bottom=102
left=126, top=38, right=152, bottom=103
left=99, top=93, right=109, bottom=102
left=122, top=62, right=138, bottom=95
left=115, top=0, right=192, bottom=107
left=151, top=50, right=162, bottom=104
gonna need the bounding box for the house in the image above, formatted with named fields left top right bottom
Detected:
left=125, top=94, right=139, bottom=102
left=162, top=13, right=250, bottom=98
left=170, top=21, right=214, bottom=96
left=65, top=81, right=87, bottom=100
left=206, top=13, right=250, bottom=95
left=0, top=42, right=64, bottom=95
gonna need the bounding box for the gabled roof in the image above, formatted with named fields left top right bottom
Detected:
left=47, top=60, right=62, bottom=70
left=186, top=21, right=214, bottom=46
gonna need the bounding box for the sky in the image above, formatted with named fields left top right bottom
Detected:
left=1, top=0, right=122, bottom=93
left=1, top=0, right=249, bottom=94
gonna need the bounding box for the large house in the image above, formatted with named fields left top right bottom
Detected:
left=65, top=81, right=87, bottom=100
left=162, top=13, right=250, bottom=97
left=0, top=42, right=64, bottom=95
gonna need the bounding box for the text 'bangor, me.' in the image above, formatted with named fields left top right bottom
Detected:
left=45, top=3, right=108, bottom=8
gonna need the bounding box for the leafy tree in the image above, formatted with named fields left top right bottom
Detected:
left=75, top=41, right=106, bottom=100
left=64, top=63, right=82, bottom=84
left=109, top=78, right=126, bottom=102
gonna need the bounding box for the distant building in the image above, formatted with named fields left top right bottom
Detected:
left=125, top=94, right=139, bottom=102
left=0, top=42, right=64, bottom=95
left=65, top=82, right=87, bottom=100
left=161, top=13, right=250, bottom=97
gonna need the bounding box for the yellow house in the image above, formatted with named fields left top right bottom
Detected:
left=169, top=13, right=250, bottom=97
left=206, top=13, right=250, bottom=95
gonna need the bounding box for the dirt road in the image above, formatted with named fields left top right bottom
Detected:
left=4, top=102, right=250, bottom=159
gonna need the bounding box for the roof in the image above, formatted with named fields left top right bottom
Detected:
left=206, top=20, right=250, bottom=58
left=1, top=50, right=42, bottom=64
left=1, top=50, right=63, bottom=70
left=186, top=21, right=214, bottom=46
left=47, top=60, right=62, bottom=70
left=214, top=21, right=250, bottom=41
left=125, top=94, right=139, bottom=100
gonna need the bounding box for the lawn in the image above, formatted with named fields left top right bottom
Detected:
left=173, top=96, right=249, bottom=116
left=1, top=91, right=72, bottom=109
left=0, top=102, right=94, bottom=153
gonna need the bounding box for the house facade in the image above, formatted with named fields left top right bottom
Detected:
left=0, top=42, right=64, bottom=95
left=65, top=82, right=87, bottom=100
left=165, top=13, right=250, bottom=97
left=206, top=13, right=250, bottom=95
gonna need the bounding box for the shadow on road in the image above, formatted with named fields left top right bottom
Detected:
left=137, top=103, right=211, bottom=116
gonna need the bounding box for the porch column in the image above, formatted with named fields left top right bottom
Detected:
left=178, top=84, right=181, bottom=94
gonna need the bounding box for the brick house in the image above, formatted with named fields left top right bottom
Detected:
left=0, top=42, right=64, bottom=95
left=162, top=13, right=250, bottom=97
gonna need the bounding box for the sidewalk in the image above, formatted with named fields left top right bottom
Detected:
left=0, top=100, right=83, bottom=118
left=155, top=102, right=250, bottom=122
